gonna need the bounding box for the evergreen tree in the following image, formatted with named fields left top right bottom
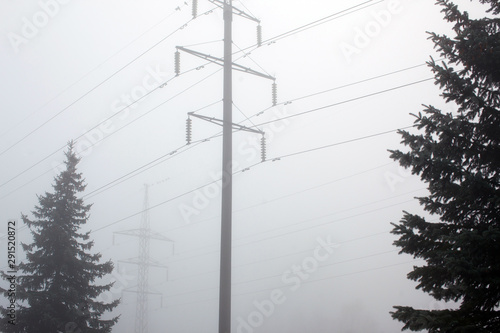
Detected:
left=1, top=143, right=119, bottom=332
left=389, top=1, right=500, bottom=331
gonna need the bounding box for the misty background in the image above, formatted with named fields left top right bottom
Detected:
left=0, top=0, right=485, bottom=332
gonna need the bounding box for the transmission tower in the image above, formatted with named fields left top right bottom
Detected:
left=114, top=184, right=174, bottom=333
left=178, top=1, right=276, bottom=332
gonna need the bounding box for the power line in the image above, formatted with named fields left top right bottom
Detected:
left=0, top=30, right=263, bottom=191
left=0, top=62, right=428, bottom=197
left=81, top=124, right=412, bottom=235
left=0, top=116, right=421, bottom=261
left=0, top=2, right=189, bottom=141
left=81, top=104, right=222, bottom=200
left=0, top=3, right=430, bottom=191
left=0, top=65, right=221, bottom=191
left=235, top=250, right=400, bottom=287
left=0, top=100, right=222, bottom=201
left=165, top=192, right=422, bottom=266
left=160, top=249, right=399, bottom=300
left=233, top=260, right=422, bottom=298
left=0, top=170, right=426, bottom=302
left=82, top=77, right=432, bottom=200
left=233, top=42, right=272, bottom=78
left=0, top=121, right=419, bottom=238
left=0, top=0, right=385, bottom=161
left=121, top=163, right=418, bottom=264
left=159, top=259, right=421, bottom=309
left=0, top=7, right=217, bottom=158
left=93, top=154, right=420, bottom=245
left=82, top=145, right=192, bottom=200
left=89, top=179, right=219, bottom=234
left=252, top=78, right=434, bottom=129
left=0, top=76, right=432, bottom=242
left=237, top=0, right=383, bottom=53
left=232, top=102, right=259, bottom=129
left=266, top=126, right=414, bottom=162
left=102, top=161, right=399, bottom=248
left=265, top=63, right=431, bottom=107
left=167, top=231, right=394, bottom=283
left=236, top=0, right=258, bottom=20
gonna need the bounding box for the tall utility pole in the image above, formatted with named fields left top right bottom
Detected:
left=219, top=1, right=233, bottom=333
left=114, top=184, right=174, bottom=333
left=177, top=2, right=275, bottom=331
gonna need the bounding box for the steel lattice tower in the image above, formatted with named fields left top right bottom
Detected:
left=135, top=184, right=151, bottom=333
left=114, top=184, right=174, bottom=333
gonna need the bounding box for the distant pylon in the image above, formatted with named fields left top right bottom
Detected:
left=114, top=184, right=174, bottom=333
left=136, top=183, right=151, bottom=333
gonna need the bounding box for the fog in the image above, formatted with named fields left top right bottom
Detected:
left=0, top=0, right=482, bottom=332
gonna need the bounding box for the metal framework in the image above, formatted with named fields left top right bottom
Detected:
left=114, top=184, right=174, bottom=333
left=177, top=2, right=275, bottom=331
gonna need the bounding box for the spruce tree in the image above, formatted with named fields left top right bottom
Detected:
left=389, top=1, right=500, bottom=331
left=1, top=143, right=119, bottom=332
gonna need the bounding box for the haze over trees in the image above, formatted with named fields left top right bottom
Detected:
left=0, top=143, right=120, bottom=332
left=389, top=0, right=500, bottom=331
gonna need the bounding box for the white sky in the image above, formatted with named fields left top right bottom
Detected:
left=0, top=0, right=487, bottom=332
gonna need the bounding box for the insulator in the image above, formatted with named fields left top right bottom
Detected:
left=192, top=0, right=198, bottom=18
left=175, top=50, right=181, bottom=76
left=272, top=82, right=277, bottom=106
left=260, top=135, right=266, bottom=162
left=186, top=117, right=192, bottom=145
left=257, top=25, right=262, bottom=47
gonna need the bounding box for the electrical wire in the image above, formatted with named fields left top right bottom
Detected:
left=236, top=0, right=258, bottom=20
left=120, top=162, right=418, bottom=267
left=102, top=161, right=399, bottom=253
left=0, top=96, right=424, bottom=241
left=58, top=125, right=417, bottom=236
left=0, top=0, right=383, bottom=163
left=0, top=2, right=190, bottom=141
left=1, top=179, right=426, bottom=309
left=0, top=65, right=433, bottom=248
left=167, top=231, right=395, bottom=283
left=0, top=66, right=222, bottom=191
left=0, top=125, right=421, bottom=239
left=237, top=0, right=383, bottom=53
left=252, top=78, right=434, bottom=129
left=159, top=249, right=400, bottom=299
left=232, top=102, right=259, bottom=129
left=266, top=63, right=431, bottom=107
left=233, top=42, right=272, bottom=78
left=265, top=126, right=414, bottom=162
left=0, top=6, right=218, bottom=158
left=233, top=260, right=422, bottom=298
left=182, top=39, right=223, bottom=48
left=159, top=260, right=421, bottom=309
left=0, top=3, right=429, bottom=192
left=84, top=76, right=433, bottom=201
left=0, top=62, right=429, bottom=198
left=164, top=190, right=424, bottom=266
left=0, top=2, right=435, bottom=315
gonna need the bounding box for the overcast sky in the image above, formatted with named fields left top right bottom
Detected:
left=0, top=0, right=487, bottom=332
